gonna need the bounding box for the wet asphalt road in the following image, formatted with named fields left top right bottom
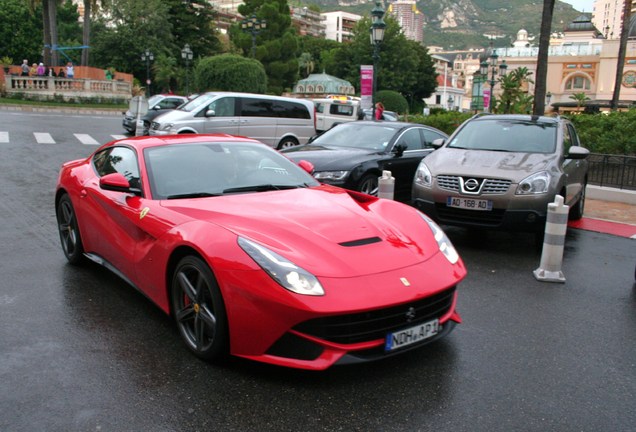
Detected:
left=0, top=110, right=634, bottom=431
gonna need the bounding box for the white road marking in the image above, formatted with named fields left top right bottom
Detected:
left=0, top=132, right=8, bottom=143
left=74, top=134, right=100, bottom=146
left=34, top=133, right=55, bottom=144
left=111, top=135, right=127, bottom=140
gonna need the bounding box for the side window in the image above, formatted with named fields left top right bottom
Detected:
left=272, top=100, right=311, bottom=119
left=93, top=147, right=141, bottom=189
left=421, top=129, right=446, bottom=148
left=241, top=98, right=274, bottom=117
left=567, top=124, right=580, bottom=147
left=562, top=123, right=573, bottom=154
left=394, top=128, right=423, bottom=151
left=329, top=104, right=354, bottom=117
left=315, top=103, right=324, bottom=114
left=208, top=97, right=236, bottom=117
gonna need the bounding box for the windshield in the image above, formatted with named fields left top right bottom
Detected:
left=310, top=123, right=398, bottom=151
left=145, top=141, right=319, bottom=199
left=448, top=119, right=557, bottom=153
left=177, top=93, right=218, bottom=113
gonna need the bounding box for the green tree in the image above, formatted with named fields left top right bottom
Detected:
left=330, top=16, right=436, bottom=111
left=376, top=90, right=408, bottom=114
left=0, top=0, right=41, bottom=63
left=165, top=0, right=221, bottom=59
left=194, top=54, right=267, bottom=93
left=297, top=35, right=340, bottom=75
left=90, top=0, right=172, bottom=92
left=570, top=92, right=590, bottom=110
left=231, top=0, right=298, bottom=94
left=497, top=67, right=534, bottom=113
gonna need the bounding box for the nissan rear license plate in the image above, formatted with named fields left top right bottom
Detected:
left=385, top=319, right=439, bottom=351
left=447, top=196, right=493, bottom=211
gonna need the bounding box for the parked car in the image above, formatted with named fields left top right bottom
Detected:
left=55, top=134, right=466, bottom=370
left=314, top=98, right=360, bottom=132
left=122, top=94, right=188, bottom=135
left=282, top=121, right=448, bottom=202
left=149, top=92, right=316, bottom=149
left=412, top=114, right=589, bottom=232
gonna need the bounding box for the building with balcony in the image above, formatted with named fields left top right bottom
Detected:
left=387, top=0, right=424, bottom=44
left=291, top=7, right=326, bottom=38
left=321, top=11, right=361, bottom=43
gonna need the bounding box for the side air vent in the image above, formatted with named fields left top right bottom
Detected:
left=339, top=237, right=382, bottom=247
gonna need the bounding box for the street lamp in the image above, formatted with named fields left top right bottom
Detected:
left=370, top=1, right=386, bottom=121
left=241, top=15, right=266, bottom=58
left=181, top=44, right=193, bottom=96
left=480, top=48, right=507, bottom=112
left=141, top=49, right=154, bottom=98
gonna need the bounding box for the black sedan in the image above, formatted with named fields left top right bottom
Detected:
left=282, top=121, right=447, bottom=202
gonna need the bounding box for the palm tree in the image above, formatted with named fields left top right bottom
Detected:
left=81, top=0, right=109, bottom=66
left=25, top=0, right=59, bottom=67
left=533, top=0, right=556, bottom=115
left=570, top=92, right=590, bottom=110
left=610, top=0, right=633, bottom=111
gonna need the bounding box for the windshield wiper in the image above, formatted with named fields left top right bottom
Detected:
left=166, top=192, right=222, bottom=200
left=223, top=184, right=305, bottom=194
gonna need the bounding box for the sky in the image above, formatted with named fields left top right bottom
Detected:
left=560, top=0, right=595, bottom=13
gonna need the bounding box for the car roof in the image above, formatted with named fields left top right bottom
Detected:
left=469, top=113, right=561, bottom=124
left=101, top=134, right=264, bottom=152
left=337, top=120, right=442, bottom=130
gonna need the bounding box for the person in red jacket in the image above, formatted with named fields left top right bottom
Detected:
left=375, top=102, right=385, bottom=120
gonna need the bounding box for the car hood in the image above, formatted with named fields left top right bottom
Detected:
left=161, top=186, right=441, bottom=277
left=283, top=145, right=383, bottom=171
left=425, top=148, right=559, bottom=181
left=151, top=108, right=193, bottom=124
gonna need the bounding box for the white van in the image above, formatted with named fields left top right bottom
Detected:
left=313, top=98, right=362, bottom=132
left=149, top=92, right=316, bottom=149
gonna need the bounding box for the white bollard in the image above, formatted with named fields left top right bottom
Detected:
left=378, top=170, right=395, bottom=200
left=533, top=195, right=569, bottom=283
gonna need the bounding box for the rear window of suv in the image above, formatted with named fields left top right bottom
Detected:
left=448, top=119, right=557, bottom=153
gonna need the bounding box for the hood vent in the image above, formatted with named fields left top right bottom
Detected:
left=339, top=237, right=382, bottom=247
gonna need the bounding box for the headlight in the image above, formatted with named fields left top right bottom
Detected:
left=160, top=123, right=174, bottom=131
left=238, top=237, right=324, bottom=296
left=418, top=212, right=459, bottom=264
left=414, top=162, right=433, bottom=187
left=313, top=171, right=349, bottom=182
left=516, top=171, right=550, bottom=195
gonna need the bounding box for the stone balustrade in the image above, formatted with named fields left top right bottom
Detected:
left=3, top=75, right=132, bottom=101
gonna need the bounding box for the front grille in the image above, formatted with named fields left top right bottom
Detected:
left=293, top=287, right=456, bottom=344
left=437, top=175, right=511, bottom=195
left=435, top=203, right=506, bottom=226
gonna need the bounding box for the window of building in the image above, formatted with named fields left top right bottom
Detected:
left=565, top=75, right=591, bottom=91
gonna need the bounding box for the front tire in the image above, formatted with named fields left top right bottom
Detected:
left=277, top=137, right=299, bottom=150
left=171, top=256, right=229, bottom=361
left=357, top=174, right=379, bottom=196
left=569, top=182, right=586, bottom=220
left=56, top=194, right=85, bottom=265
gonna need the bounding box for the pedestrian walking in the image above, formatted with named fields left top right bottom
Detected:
left=29, top=63, right=37, bottom=76
left=57, top=68, right=65, bottom=78
left=36, top=63, right=45, bottom=76
left=375, top=102, right=385, bottom=120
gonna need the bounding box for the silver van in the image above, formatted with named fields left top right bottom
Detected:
left=149, top=92, right=316, bottom=149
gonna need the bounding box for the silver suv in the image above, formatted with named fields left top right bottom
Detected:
left=412, top=114, right=589, bottom=232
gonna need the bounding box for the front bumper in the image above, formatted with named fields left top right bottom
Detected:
left=413, top=197, right=547, bottom=232
left=217, top=250, right=466, bottom=370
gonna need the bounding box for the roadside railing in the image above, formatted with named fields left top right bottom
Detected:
left=3, top=75, right=131, bottom=101
left=587, top=153, right=636, bottom=191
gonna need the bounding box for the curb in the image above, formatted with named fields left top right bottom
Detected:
left=0, top=104, right=124, bottom=116
left=586, top=185, right=636, bottom=205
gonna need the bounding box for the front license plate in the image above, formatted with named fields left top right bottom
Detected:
left=385, top=319, right=439, bottom=351
left=447, top=196, right=492, bottom=211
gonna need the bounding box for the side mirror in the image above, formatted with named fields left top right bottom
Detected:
left=100, top=173, right=141, bottom=195
left=205, top=109, right=216, bottom=117
left=151, top=105, right=161, bottom=110
left=431, top=138, right=445, bottom=149
left=392, top=144, right=407, bottom=157
left=298, top=160, right=314, bottom=174
left=566, top=145, right=590, bottom=160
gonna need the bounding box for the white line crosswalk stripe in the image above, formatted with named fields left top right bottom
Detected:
left=0, top=132, right=8, bottom=143
left=74, top=134, right=100, bottom=145
left=34, top=132, right=56, bottom=144
left=111, top=135, right=127, bottom=140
